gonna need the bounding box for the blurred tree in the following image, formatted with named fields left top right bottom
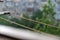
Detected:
left=42, top=0, right=56, bottom=25
left=20, top=13, right=34, bottom=28
left=32, top=9, right=43, bottom=20
left=33, top=0, right=59, bottom=35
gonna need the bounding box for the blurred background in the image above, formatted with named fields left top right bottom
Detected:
left=0, top=0, right=60, bottom=40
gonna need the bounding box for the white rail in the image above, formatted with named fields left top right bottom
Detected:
left=0, top=25, right=59, bottom=40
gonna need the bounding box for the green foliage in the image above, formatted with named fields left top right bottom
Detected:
left=42, top=0, right=56, bottom=25
left=33, top=0, right=60, bottom=36
left=20, top=13, right=34, bottom=28
left=33, top=0, right=56, bottom=30
left=42, top=0, right=56, bottom=18
left=23, top=13, right=30, bottom=19
left=32, top=9, right=43, bottom=20
left=21, top=13, right=30, bottom=26
left=34, top=17, right=40, bottom=29
left=0, top=0, right=60, bottom=36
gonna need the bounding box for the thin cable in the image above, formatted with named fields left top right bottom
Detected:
left=0, top=17, right=43, bottom=33
left=14, top=15, right=59, bottom=29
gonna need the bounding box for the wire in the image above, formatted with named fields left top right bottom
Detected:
left=13, top=15, right=60, bottom=29
left=0, top=15, right=60, bottom=35
left=0, top=17, right=43, bottom=33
